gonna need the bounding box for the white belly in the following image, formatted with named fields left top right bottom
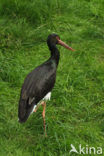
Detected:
left=32, top=92, right=51, bottom=113
left=43, top=92, right=51, bottom=101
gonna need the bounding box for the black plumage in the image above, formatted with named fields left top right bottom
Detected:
left=18, top=33, right=74, bottom=125
left=18, top=34, right=60, bottom=123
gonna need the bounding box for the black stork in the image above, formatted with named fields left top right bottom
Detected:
left=18, top=34, right=74, bottom=135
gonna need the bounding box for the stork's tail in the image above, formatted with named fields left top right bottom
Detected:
left=18, top=98, right=36, bottom=123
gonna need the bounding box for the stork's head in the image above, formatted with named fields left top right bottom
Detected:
left=47, top=33, right=75, bottom=51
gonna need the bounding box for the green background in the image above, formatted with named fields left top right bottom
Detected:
left=0, top=0, right=104, bottom=155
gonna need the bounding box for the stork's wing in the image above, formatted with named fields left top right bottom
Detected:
left=18, top=62, right=56, bottom=122
left=22, top=63, right=56, bottom=102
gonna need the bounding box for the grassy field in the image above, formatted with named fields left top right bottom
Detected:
left=0, top=0, right=104, bottom=155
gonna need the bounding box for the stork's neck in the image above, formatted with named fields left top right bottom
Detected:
left=48, top=43, right=60, bottom=66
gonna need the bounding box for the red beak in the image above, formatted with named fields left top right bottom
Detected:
left=57, top=38, right=75, bottom=51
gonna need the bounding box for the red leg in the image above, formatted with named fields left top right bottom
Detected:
left=33, top=103, right=41, bottom=112
left=33, top=101, right=47, bottom=136
left=42, top=101, right=47, bottom=136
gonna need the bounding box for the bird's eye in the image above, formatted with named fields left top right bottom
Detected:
left=56, top=36, right=60, bottom=40
left=56, top=36, right=60, bottom=44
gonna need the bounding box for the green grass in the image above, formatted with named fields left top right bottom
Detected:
left=0, top=0, right=104, bottom=155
